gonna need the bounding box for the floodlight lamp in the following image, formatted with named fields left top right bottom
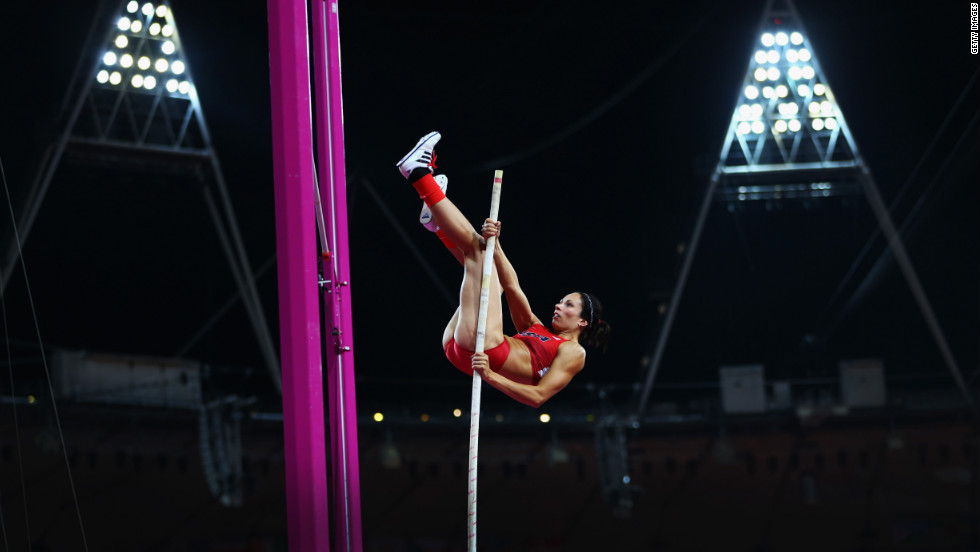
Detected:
left=131, top=74, right=144, bottom=87
left=801, top=66, right=815, bottom=80
left=171, top=60, right=184, bottom=74
left=750, top=103, right=763, bottom=118
left=109, top=71, right=122, bottom=85
left=751, top=120, right=765, bottom=134
left=149, top=22, right=160, bottom=35
left=744, top=85, right=759, bottom=99
left=775, top=84, right=788, bottom=97
left=131, top=20, right=143, bottom=33
left=754, top=68, right=767, bottom=82
left=178, top=80, right=190, bottom=94
left=155, top=5, right=167, bottom=17
left=761, top=33, right=775, bottom=46
left=162, top=24, right=173, bottom=37
left=767, top=50, right=779, bottom=63
left=798, top=48, right=812, bottom=62
left=143, top=75, right=156, bottom=89
left=155, top=58, right=168, bottom=72
left=372, top=412, right=383, bottom=422
left=117, top=17, right=131, bottom=31
left=453, top=408, right=462, bottom=418
left=808, top=101, right=821, bottom=114
left=777, top=103, right=789, bottom=115
left=540, top=413, right=551, bottom=423
left=785, top=102, right=799, bottom=115
left=96, top=70, right=109, bottom=83
left=775, top=32, right=788, bottom=45
left=824, top=117, right=838, bottom=130
left=166, top=78, right=178, bottom=92
left=737, top=121, right=752, bottom=135
left=813, top=83, right=826, bottom=95
left=762, top=86, right=774, bottom=99
left=767, top=67, right=780, bottom=81
left=785, top=49, right=799, bottom=63
left=739, top=104, right=752, bottom=118
left=103, top=51, right=117, bottom=65
left=142, top=3, right=153, bottom=16
left=812, top=118, right=824, bottom=131
left=115, top=35, right=128, bottom=48
left=755, top=50, right=767, bottom=64
left=774, top=120, right=788, bottom=132
left=788, top=119, right=801, bottom=132
left=820, top=100, right=832, bottom=114
left=162, top=40, right=175, bottom=55
left=797, top=84, right=810, bottom=97
left=120, top=53, right=133, bottom=67
left=138, top=56, right=151, bottom=70
left=790, top=32, right=804, bottom=45
left=127, top=1, right=139, bottom=13
left=787, top=66, right=802, bottom=81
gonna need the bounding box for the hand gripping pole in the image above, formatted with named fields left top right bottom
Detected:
left=468, top=170, right=502, bottom=551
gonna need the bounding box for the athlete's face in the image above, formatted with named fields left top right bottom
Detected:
left=551, top=293, right=587, bottom=332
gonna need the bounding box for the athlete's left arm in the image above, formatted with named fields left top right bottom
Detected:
left=472, top=344, right=585, bottom=408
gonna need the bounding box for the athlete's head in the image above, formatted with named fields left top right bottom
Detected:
left=551, top=292, right=611, bottom=351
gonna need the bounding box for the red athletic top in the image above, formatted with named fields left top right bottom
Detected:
left=512, top=324, right=569, bottom=383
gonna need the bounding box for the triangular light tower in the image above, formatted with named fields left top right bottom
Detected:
left=78, top=0, right=205, bottom=150
left=716, top=0, right=860, bottom=201
left=3, top=0, right=282, bottom=507
left=633, top=0, right=971, bottom=418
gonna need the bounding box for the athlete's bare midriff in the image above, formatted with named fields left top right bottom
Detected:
left=499, top=335, right=535, bottom=385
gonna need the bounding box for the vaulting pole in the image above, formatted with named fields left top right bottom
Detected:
left=468, top=170, right=502, bottom=552
left=268, top=0, right=331, bottom=550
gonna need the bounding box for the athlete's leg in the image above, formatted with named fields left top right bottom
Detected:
left=452, top=250, right=505, bottom=352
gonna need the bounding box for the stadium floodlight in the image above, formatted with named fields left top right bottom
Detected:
left=762, top=86, right=774, bottom=99
left=120, top=53, right=133, bottom=67
left=761, top=32, right=775, bottom=46
left=155, top=4, right=168, bottom=17
left=787, top=118, right=801, bottom=132
left=117, top=17, right=131, bottom=31
left=775, top=31, right=789, bottom=45
left=824, top=117, right=838, bottom=130
left=141, top=3, right=153, bottom=16
left=737, top=121, right=752, bottom=135
left=109, top=71, right=122, bottom=85
left=143, top=75, right=157, bottom=89
left=750, top=103, right=763, bottom=118
left=798, top=48, right=811, bottom=62
left=127, top=1, right=138, bottom=13
left=767, top=67, right=780, bottom=81
left=812, top=118, right=824, bottom=131
left=155, top=58, right=168, bottom=72
left=820, top=100, right=833, bottom=114
left=755, top=50, right=767, bottom=64
left=137, top=56, right=151, bottom=70
left=739, top=104, right=752, bottom=118
left=166, top=78, right=179, bottom=93
left=131, top=74, right=144, bottom=88
left=785, top=49, right=799, bottom=63
left=162, top=40, right=175, bottom=55
left=808, top=101, right=821, bottom=114
left=744, top=85, right=759, bottom=99
left=115, top=35, right=128, bottom=48
left=178, top=81, right=190, bottom=94
left=767, top=50, right=779, bottom=63
left=97, top=70, right=109, bottom=83
left=813, top=83, right=826, bottom=95
left=751, top=120, right=765, bottom=134
left=787, top=66, right=802, bottom=80
left=774, top=120, right=788, bottom=133
left=150, top=22, right=161, bottom=35
left=797, top=84, right=810, bottom=97
left=790, top=31, right=803, bottom=45
left=171, top=60, right=185, bottom=74
left=162, top=24, right=173, bottom=37
left=754, top=68, right=767, bottom=81
left=775, top=84, right=788, bottom=98
left=103, top=51, right=117, bottom=65
left=801, top=66, right=815, bottom=80
left=131, top=20, right=143, bottom=33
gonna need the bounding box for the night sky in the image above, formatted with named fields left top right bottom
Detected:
left=0, top=0, right=977, bottom=413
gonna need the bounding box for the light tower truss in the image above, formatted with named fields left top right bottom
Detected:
left=633, top=0, right=971, bottom=420
left=2, top=0, right=282, bottom=395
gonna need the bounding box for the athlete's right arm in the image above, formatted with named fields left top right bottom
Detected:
left=482, top=219, right=541, bottom=331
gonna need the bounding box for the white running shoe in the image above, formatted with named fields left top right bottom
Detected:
left=420, top=174, right=448, bottom=232
left=396, top=131, right=441, bottom=179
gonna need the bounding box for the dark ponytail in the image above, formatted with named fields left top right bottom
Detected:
left=576, top=292, right=611, bottom=352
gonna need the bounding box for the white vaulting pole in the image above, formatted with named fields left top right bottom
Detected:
left=468, top=169, right=502, bottom=551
